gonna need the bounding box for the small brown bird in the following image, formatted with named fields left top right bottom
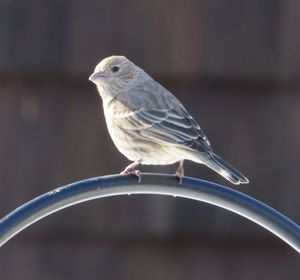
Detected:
left=89, top=55, right=249, bottom=185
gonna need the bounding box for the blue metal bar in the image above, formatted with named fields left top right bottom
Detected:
left=0, top=174, right=300, bottom=253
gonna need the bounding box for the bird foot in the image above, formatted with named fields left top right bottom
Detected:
left=175, top=160, right=184, bottom=184
left=175, top=172, right=183, bottom=184
left=121, top=161, right=142, bottom=183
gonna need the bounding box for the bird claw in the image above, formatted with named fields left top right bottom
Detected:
left=175, top=173, right=183, bottom=184
left=175, top=160, right=184, bottom=184
left=134, top=170, right=141, bottom=183
left=121, top=161, right=142, bottom=183
left=121, top=169, right=142, bottom=183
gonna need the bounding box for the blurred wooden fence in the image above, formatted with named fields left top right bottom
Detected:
left=0, top=1, right=300, bottom=279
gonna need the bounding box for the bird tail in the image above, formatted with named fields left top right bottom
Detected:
left=195, top=152, right=249, bottom=185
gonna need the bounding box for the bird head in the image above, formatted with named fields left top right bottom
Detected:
left=89, top=56, right=140, bottom=93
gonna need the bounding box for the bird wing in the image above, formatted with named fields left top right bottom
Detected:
left=114, top=80, right=212, bottom=153
left=136, top=107, right=211, bottom=152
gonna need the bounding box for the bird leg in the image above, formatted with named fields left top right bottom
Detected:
left=175, top=160, right=184, bottom=184
left=121, top=160, right=142, bottom=183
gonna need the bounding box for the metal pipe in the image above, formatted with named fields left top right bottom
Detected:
left=0, top=174, right=300, bottom=253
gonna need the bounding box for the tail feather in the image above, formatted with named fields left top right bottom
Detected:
left=201, top=152, right=249, bottom=185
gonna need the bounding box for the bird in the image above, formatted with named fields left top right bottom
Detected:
left=89, top=55, right=249, bottom=185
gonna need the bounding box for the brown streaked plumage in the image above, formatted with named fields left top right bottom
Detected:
left=89, top=55, right=249, bottom=185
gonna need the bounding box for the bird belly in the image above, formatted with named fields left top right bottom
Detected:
left=106, top=120, right=183, bottom=165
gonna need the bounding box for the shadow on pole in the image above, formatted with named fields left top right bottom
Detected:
left=0, top=173, right=300, bottom=253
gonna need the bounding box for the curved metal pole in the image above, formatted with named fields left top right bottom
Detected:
left=0, top=174, right=300, bottom=253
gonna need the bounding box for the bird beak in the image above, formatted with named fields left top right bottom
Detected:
left=89, top=71, right=107, bottom=83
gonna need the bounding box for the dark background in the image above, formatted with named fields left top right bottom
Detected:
left=1, top=0, right=300, bottom=279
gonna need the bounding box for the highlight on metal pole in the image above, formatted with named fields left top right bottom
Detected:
left=0, top=173, right=300, bottom=253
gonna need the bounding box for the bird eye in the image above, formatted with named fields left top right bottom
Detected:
left=111, top=65, right=120, bottom=73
